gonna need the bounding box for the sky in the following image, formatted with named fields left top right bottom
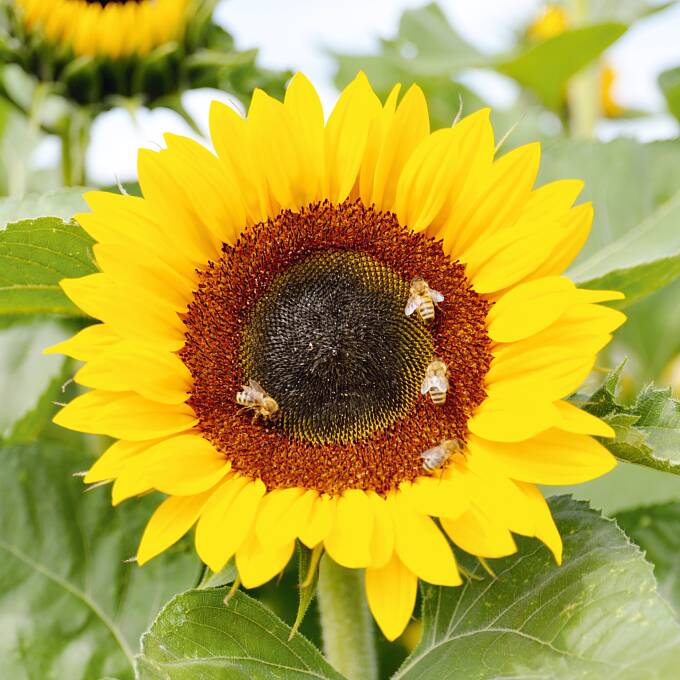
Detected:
left=77, top=0, right=680, bottom=184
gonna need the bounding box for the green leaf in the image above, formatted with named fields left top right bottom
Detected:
left=496, top=23, right=627, bottom=110
left=659, top=66, right=680, bottom=122
left=197, top=559, right=238, bottom=589
left=617, top=502, right=680, bottom=615
left=395, top=496, right=680, bottom=680
left=579, top=365, right=680, bottom=475
left=291, top=543, right=322, bottom=638
left=571, top=189, right=680, bottom=303
left=0, top=442, right=201, bottom=680
left=137, top=588, right=345, bottom=680
left=0, top=318, right=71, bottom=441
left=0, top=187, right=89, bottom=227
left=0, top=217, right=97, bottom=316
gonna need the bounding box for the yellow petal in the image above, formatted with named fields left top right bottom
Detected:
left=61, top=274, right=184, bottom=352
left=236, top=532, right=295, bottom=589
left=142, top=434, right=231, bottom=495
left=531, top=202, right=593, bottom=279
left=44, top=323, right=118, bottom=361
left=367, top=491, right=394, bottom=569
left=324, top=72, right=381, bottom=203
left=209, top=101, right=272, bottom=224
left=441, top=505, right=517, bottom=558
left=84, top=438, right=154, bottom=483
left=468, top=395, right=559, bottom=442
left=392, top=494, right=461, bottom=586
left=163, top=133, right=247, bottom=246
left=53, top=390, right=197, bottom=440
left=137, top=148, right=221, bottom=264
left=299, top=494, right=335, bottom=548
left=554, top=400, right=615, bottom=438
left=486, top=276, right=575, bottom=343
left=460, top=182, right=584, bottom=293
left=137, top=489, right=215, bottom=565
left=93, top=241, right=193, bottom=310
left=284, top=73, right=325, bottom=197
left=359, top=83, right=399, bottom=204
left=74, top=342, right=191, bottom=404
left=468, top=430, right=617, bottom=484
left=324, top=490, right=374, bottom=568
left=372, top=84, right=430, bottom=210
left=446, top=141, right=540, bottom=255
left=249, top=89, right=315, bottom=211
left=394, top=127, right=461, bottom=232
left=486, top=347, right=595, bottom=401
left=255, top=487, right=306, bottom=547
left=365, top=553, right=417, bottom=641
left=195, top=477, right=264, bottom=572
left=514, top=482, right=563, bottom=564
left=572, top=288, right=625, bottom=304
left=111, top=469, right=153, bottom=506
left=398, top=476, right=469, bottom=519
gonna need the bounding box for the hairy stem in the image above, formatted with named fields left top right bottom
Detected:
left=316, top=556, right=378, bottom=680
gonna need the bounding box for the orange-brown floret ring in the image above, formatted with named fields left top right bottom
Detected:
left=180, top=199, right=493, bottom=496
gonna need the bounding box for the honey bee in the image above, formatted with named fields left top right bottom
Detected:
left=405, top=277, right=444, bottom=322
left=421, top=438, right=463, bottom=472
left=236, top=379, right=279, bottom=421
left=421, top=359, right=449, bottom=405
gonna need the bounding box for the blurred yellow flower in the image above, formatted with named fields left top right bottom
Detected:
left=527, top=4, right=625, bottom=118
left=526, top=4, right=569, bottom=42
left=49, top=73, right=623, bottom=641
left=14, top=0, right=190, bottom=59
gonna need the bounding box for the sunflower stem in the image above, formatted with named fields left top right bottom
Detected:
left=316, top=556, right=378, bottom=680
left=60, top=113, right=90, bottom=186
left=567, top=0, right=599, bottom=138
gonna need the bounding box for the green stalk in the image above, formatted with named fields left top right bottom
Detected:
left=567, top=0, right=600, bottom=138
left=60, top=114, right=90, bottom=186
left=316, top=556, right=378, bottom=680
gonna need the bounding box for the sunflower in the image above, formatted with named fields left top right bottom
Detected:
left=13, top=0, right=189, bottom=59
left=48, top=73, right=624, bottom=641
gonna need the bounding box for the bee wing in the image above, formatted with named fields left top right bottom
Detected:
left=420, top=375, right=433, bottom=394
left=430, top=375, right=449, bottom=393
left=420, top=445, right=439, bottom=460
left=405, top=296, right=420, bottom=316
left=430, top=288, right=445, bottom=304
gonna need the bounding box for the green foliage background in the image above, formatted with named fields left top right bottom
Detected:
left=1, top=1, right=680, bottom=679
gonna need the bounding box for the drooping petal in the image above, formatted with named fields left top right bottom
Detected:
left=140, top=434, right=231, bottom=495
left=391, top=494, right=461, bottom=586
left=236, top=531, right=296, bottom=589
left=324, top=490, right=374, bottom=568
left=137, top=488, right=216, bottom=565
left=365, top=553, right=417, bottom=641
left=195, top=477, right=265, bottom=572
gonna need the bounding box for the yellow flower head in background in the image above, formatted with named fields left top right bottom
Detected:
left=14, top=0, right=190, bottom=59
left=526, top=4, right=569, bottom=42
left=49, top=73, right=625, bottom=641
left=527, top=4, right=625, bottom=119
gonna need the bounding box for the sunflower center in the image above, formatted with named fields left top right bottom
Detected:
left=181, top=199, right=493, bottom=496
left=240, top=250, right=433, bottom=444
